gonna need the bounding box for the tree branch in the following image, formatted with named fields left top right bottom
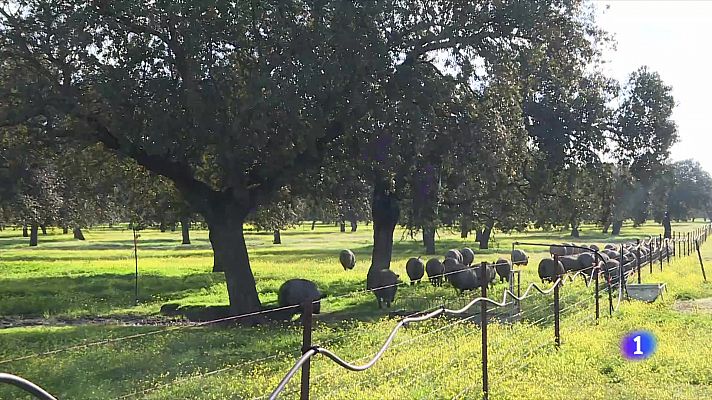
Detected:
left=81, top=113, right=219, bottom=213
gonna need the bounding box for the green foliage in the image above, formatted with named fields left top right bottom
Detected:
left=616, top=67, right=678, bottom=184
left=248, top=187, right=306, bottom=232
left=666, top=160, right=712, bottom=221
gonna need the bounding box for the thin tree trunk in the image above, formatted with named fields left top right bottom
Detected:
left=22, top=224, right=28, bottom=237
left=311, top=220, right=316, bottom=230
left=73, top=228, right=85, bottom=240
left=423, top=227, right=436, bottom=255
left=273, top=229, right=281, bottom=244
left=339, top=221, right=346, bottom=232
left=479, top=221, right=494, bottom=250
left=207, top=211, right=261, bottom=315
left=159, top=222, right=166, bottom=232
left=368, top=183, right=400, bottom=278
left=62, top=226, right=69, bottom=234
left=29, top=224, right=38, bottom=247
left=181, top=218, right=191, bottom=245
left=40, top=225, right=47, bottom=235
left=611, top=220, right=623, bottom=236
left=350, top=220, right=357, bottom=232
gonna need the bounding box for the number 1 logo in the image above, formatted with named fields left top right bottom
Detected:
left=633, top=335, right=643, bottom=355
left=621, top=331, right=655, bottom=360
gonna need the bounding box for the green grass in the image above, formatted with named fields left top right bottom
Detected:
left=0, top=221, right=711, bottom=399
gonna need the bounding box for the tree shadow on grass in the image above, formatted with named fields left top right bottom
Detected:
left=0, top=235, right=76, bottom=249
left=38, top=238, right=213, bottom=251
left=0, top=272, right=225, bottom=319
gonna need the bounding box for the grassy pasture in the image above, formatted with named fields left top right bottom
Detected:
left=0, top=221, right=711, bottom=399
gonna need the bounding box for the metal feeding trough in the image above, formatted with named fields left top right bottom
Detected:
left=626, top=283, right=667, bottom=303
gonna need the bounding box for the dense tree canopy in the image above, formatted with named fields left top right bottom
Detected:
left=0, top=0, right=695, bottom=315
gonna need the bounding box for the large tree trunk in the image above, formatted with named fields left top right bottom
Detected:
left=210, top=238, right=224, bottom=272
left=22, top=224, right=28, bottom=237
left=460, top=221, right=470, bottom=239
left=40, top=225, right=47, bottom=235
left=207, top=210, right=261, bottom=315
left=423, top=227, right=436, bottom=255
left=29, top=224, right=38, bottom=247
left=475, top=229, right=482, bottom=243
left=611, top=220, right=623, bottom=236
left=73, top=228, right=85, bottom=240
left=62, top=226, right=69, bottom=234
left=570, top=218, right=580, bottom=238
left=602, top=222, right=610, bottom=234
left=368, top=184, right=400, bottom=276
left=479, top=221, right=494, bottom=250
left=181, top=218, right=191, bottom=245
left=350, top=220, right=357, bottom=232
left=273, top=229, right=281, bottom=244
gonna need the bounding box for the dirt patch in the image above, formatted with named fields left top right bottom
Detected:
left=673, top=298, right=712, bottom=314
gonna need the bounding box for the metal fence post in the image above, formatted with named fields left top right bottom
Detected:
left=300, top=300, right=314, bottom=400
left=671, top=232, right=675, bottom=257
left=659, top=234, right=663, bottom=271
left=666, top=238, right=670, bottom=265
left=696, top=240, right=707, bottom=282
left=517, top=269, right=521, bottom=316
left=480, top=261, right=489, bottom=400
left=636, top=239, right=641, bottom=284
left=649, top=239, right=654, bottom=274
left=594, top=261, right=600, bottom=322
left=605, top=261, right=613, bottom=317
left=554, top=276, right=561, bottom=348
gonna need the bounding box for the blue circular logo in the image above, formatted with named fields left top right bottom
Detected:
left=620, top=330, right=656, bottom=360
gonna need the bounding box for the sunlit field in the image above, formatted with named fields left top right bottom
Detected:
left=1, top=221, right=711, bottom=399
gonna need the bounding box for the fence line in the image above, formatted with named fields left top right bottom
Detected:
left=266, top=259, right=600, bottom=400
left=267, top=224, right=711, bottom=400
left=452, top=301, right=597, bottom=400
left=317, top=292, right=579, bottom=399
